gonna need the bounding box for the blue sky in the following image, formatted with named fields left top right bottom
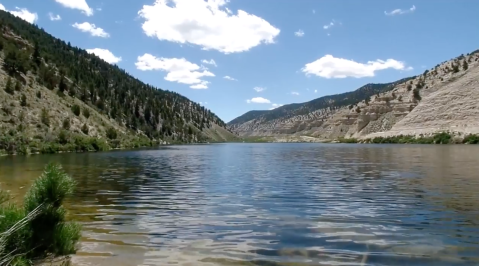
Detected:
left=1, top=0, right=478, bottom=122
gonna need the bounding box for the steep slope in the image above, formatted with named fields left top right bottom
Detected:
left=228, top=78, right=414, bottom=136
left=0, top=11, right=236, bottom=155
left=229, top=51, right=479, bottom=140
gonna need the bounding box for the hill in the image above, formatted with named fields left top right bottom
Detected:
left=0, top=11, right=236, bottom=155
left=229, top=51, right=479, bottom=141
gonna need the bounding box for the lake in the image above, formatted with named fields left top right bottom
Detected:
left=1, top=143, right=479, bottom=266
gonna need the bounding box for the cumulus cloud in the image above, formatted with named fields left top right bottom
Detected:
left=0, top=5, right=38, bottom=24
left=138, top=0, right=280, bottom=54
left=302, top=54, right=411, bottom=79
left=323, top=21, right=334, bottom=30
left=86, top=48, right=122, bottom=64
left=253, top=87, right=266, bottom=92
left=49, top=13, right=61, bottom=21
left=72, top=22, right=109, bottom=37
left=136, top=54, right=215, bottom=89
left=201, top=59, right=217, bottom=67
left=246, top=97, right=270, bottom=104
left=294, top=29, right=304, bottom=37
left=385, top=5, right=416, bottom=16
left=291, top=91, right=300, bottom=95
left=270, top=103, right=283, bottom=110
left=224, top=76, right=237, bottom=81
left=54, top=0, right=93, bottom=16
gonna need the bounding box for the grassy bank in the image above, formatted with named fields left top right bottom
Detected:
left=0, top=163, right=80, bottom=265
left=337, top=133, right=479, bottom=144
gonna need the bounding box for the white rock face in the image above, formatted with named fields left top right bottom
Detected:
left=230, top=52, right=479, bottom=140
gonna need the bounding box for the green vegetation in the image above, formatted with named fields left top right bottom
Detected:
left=0, top=11, right=226, bottom=143
left=71, top=104, right=81, bottom=116
left=4, top=77, right=14, bottom=95
left=337, top=137, right=359, bottom=143
left=20, top=93, right=27, bottom=107
left=413, top=88, right=422, bottom=101
left=337, top=133, right=479, bottom=145
left=0, top=163, right=81, bottom=265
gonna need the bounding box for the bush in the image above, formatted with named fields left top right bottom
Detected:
left=14, top=80, right=22, bottom=91
left=413, top=88, right=421, bottom=101
left=63, top=118, right=71, bottom=130
left=58, top=130, right=69, bottom=145
left=81, top=123, right=89, bottom=135
left=463, top=134, right=479, bottom=144
left=20, top=93, right=27, bottom=107
left=71, top=104, right=81, bottom=116
left=0, top=163, right=81, bottom=263
left=406, top=84, right=412, bottom=91
left=4, top=77, right=14, bottom=95
left=82, top=108, right=90, bottom=118
left=106, top=127, right=117, bottom=140
left=36, top=90, right=41, bottom=99
left=433, top=132, right=452, bottom=144
left=41, top=108, right=50, bottom=126
left=463, top=60, right=468, bottom=71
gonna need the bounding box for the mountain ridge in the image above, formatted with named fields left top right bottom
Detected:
left=0, top=11, right=236, bottom=155
left=229, top=50, right=479, bottom=140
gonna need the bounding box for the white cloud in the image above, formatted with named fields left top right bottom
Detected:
left=253, top=87, right=266, bottom=92
left=48, top=13, right=61, bottom=21
left=86, top=48, right=122, bottom=64
left=72, top=22, right=109, bottom=37
left=1, top=5, right=38, bottom=24
left=246, top=97, right=270, bottom=104
left=136, top=54, right=215, bottom=89
left=302, top=54, right=411, bottom=79
left=314, top=89, right=318, bottom=93
left=199, top=101, right=208, bottom=105
left=270, top=103, right=283, bottom=110
left=323, top=21, right=334, bottom=30
left=291, top=91, right=300, bottom=95
left=294, top=29, right=304, bottom=37
left=385, top=5, right=416, bottom=16
left=223, top=76, right=237, bottom=81
left=138, top=0, right=280, bottom=54
left=54, top=0, right=93, bottom=16
left=201, top=59, right=217, bottom=67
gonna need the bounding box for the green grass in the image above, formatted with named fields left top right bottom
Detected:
left=0, top=163, right=81, bottom=265
left=337, top=133, right=479, bottom=144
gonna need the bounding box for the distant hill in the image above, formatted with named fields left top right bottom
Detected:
left=229, top=50, right=479, bottom=140
left=0, top=11, right=236, bottom=155
left=228, top=77, right=414, bottom=126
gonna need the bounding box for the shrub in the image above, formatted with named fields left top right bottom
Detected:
left=106, top=127, right=117, bottom=140
left=81, top=123, right=89, bottom=135
left=63, top=118, right=71, bottom=130
left=0, top=163, right=81, bottom=263
left=406, top=84, right=412, bottom=91
left=14, top=80, right=22, bottom=91
left=71, top=104, right=81, bottom=116
left=36, top=90, right=42, bottom=99
left=58, top=130, right=69, bottom=144
left=463, top=134, right=479, bottom=144
left=41, top=108, right=50, bottom=126
left=82, top=108, right=90, bottom=118
left=413, top=88, right=421, bottom=101
left=20, top=93, right=27, bottom=107
left=433, top=132, right=452, bottom=144
left=4, top=77, right=14, bottom=95
left=463, top=60, right=468, bottom=71
left=452, top=64, right=460, bottom=73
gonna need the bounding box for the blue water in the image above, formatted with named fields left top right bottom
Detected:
left=1, top=143, right=479, bottom=266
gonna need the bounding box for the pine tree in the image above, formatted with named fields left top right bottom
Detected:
left=33, top=40, right=41, bottom=66
left=463, top=60, right=469, bottom=71
left=14, top=80, right=22, bottom=91
left=4, top=77, right=14, bottom=95
left=20, top=93, right=27, bottom=106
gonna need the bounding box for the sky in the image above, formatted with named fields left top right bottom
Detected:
left=1, top=0, right=478, bottom=123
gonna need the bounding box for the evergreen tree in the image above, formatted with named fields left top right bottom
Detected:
left=14, top=80, right=22, bottom=91
left=463, top=60, right=469, bottom=71
left=32, top=40, right=41, bottom=66
left=4, top=77, right=14, bottom=95
left=20, top=93, right=27, bottom=106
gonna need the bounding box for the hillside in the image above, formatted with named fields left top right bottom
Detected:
left=229, top=50, right=479, bottom=141
left=0, top=11, right=236, bottom=155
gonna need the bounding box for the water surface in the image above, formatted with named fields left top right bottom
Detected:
left=1, top=144, right=479, bottom=266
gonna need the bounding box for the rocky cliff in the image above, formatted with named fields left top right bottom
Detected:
left=229, top=51, right=479, bottom=140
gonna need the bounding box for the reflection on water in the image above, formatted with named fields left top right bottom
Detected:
left=1, top=144, right=479, bottom=265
